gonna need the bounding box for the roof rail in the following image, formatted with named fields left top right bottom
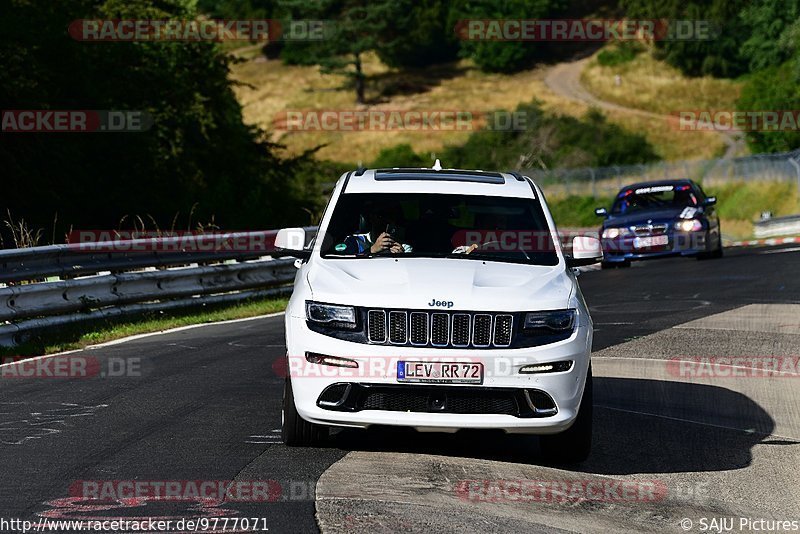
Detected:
left=354, top=166, right=367, bottom=176
left=506, top=171, right=526, bottom=182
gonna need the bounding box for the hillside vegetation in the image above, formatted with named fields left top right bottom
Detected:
left=231, top=52, right=727, bottom=163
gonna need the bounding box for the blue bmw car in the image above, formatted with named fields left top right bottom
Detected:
left=595, top=179, right=723, bottom=268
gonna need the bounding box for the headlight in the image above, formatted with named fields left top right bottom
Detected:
left=306, top=302, right=357, bottom=329
left=675, top=219, right=703, bottom=232
left=523, top=309, right=576, bottom=333
left=602, top=227, right=630, bottom=239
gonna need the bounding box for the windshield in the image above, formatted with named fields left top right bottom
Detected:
left=611, top=183, right=698, bottom=215
left=319, top=193, right=558, bottom=266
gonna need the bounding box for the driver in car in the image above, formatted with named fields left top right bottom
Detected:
left=342, top=202, right=413, bottom=254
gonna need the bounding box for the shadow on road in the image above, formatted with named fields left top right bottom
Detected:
left=324, top=378, right=786, bottom=473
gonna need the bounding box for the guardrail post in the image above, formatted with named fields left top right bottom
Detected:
left=788, top=155, right=800, bottom=208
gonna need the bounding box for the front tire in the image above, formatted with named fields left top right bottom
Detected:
left=697, top=230, right=723, bottom=260
left=282, top=376, right=328, bottom=446
left=540, top=365, right=593, bottom=463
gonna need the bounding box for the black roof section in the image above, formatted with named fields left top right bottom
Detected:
left=373, top=168, right=505, bottom=184
left=619, top=178, right=695, bottom=190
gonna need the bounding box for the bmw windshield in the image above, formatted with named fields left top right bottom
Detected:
left=320, top=193, right=559, bottom=266
left=611, top=183, right=698, bottom=215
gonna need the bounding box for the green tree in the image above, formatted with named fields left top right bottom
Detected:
left=737, top=62, right=800, bottom=153
left=279, top=0, right=407, bottom=103
left=448, top=0, right=567, bottom=73
left=196, top=0, right=277, bottom=18
left=0, top=0, right=323, bottom=245
left=442, top=102, right=658, bottom=170
left=621, top=0, right=748, bottom=77
left=371, top=144, right=429, bottom=168
left=375, top=0, right=459, bottom=68
left=739, top=0, right=800, bottom=72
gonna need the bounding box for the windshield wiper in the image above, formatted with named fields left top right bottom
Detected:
left=445, top=251, right=520, bottom=262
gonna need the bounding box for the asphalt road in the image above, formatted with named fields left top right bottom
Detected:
left=1, top=244, right=798, bottom=533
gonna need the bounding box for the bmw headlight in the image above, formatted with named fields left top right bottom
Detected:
left=674, top=219, right=703, bottom=232
left=523, top=309, right=576, bottom=333
left=602, top=227, right=630, bottom=239
left=306, top=302, right=357, bottom=329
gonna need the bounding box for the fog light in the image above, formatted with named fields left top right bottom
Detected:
left=519, top=361, right=573, bottom=374
left=305, top=352, right=359, bottom=368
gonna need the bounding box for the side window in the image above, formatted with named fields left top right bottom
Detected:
left=692, top=183, right=707, bottom=203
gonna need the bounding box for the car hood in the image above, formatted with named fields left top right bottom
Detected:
left=306, top=257, right=573, bottom=312
left=603, top=207, right=688, bottom=228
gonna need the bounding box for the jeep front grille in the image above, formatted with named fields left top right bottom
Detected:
left=367, top=309, right=514, bottom=348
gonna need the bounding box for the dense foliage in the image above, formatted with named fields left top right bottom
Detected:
left=369, top=102, right=658, bottom=171
left=1, top=0, right=324, bottom=246
left=442, top=102, right=658, bottom=170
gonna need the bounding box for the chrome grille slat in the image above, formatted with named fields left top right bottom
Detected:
left=367, top=310, right=386, bottom=343
left=493, top=314, right=513, bottom=347
left=388, top=311, right=408, bottom=344
left=409, top=312, right=429, bottom=345
left=451, top=313, right=471, bottom=347
left=367, top=310, right=514, bottom=348
left=472, top=314, right=492, bottom=347
left=430, top=313, right=449, bottom=346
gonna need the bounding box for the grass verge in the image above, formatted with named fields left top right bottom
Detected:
left=0, top=296, right=288, bottom=359
left=580, top=47, right=742, bottom=117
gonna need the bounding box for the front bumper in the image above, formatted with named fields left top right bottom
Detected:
left=602, top=230, right=707, bottom=262
left=284, top=314, right=592, bottom=435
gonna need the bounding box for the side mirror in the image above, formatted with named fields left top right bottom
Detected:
left=275, top=227, right=310, bottom=258
left=566, top=236, right=603, bottom=267
left=595, top=207, right=608, bottom=217
left=703, top=196, right=716, bottom=206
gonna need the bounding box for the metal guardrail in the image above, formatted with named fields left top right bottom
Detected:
left=754, top=214, right=800, bottom=239
left=0, top=260, right=298, bottom=322
left=0, top=228, right=317, bottom=347
left=521, top=149, right=800, bottom=198
left=0, top=230, right=297, bottom=284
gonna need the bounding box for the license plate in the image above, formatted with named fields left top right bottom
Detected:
left=633, top=235, right=669, bottom=249
left=397, top=361, right=483, bottom=384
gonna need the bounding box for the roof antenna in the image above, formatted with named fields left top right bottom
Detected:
left=432, top=158, right=442, bottom=171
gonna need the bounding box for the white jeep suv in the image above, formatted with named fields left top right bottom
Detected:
left=276, top=166, right=602, bottom=462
